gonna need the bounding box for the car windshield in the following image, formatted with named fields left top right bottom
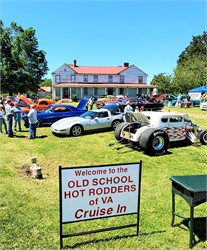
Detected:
left=43, top=105, right=53, bottom=113
left=80, top=111, right=97, bottom=119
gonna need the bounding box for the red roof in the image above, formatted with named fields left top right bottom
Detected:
left=38, top=87, right=51, bottom=92
left=70, top=66, right=128, bottom=74
left=55, top=82, right=154, bottom=89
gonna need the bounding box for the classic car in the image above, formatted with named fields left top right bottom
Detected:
left=18, top=95, right=55, bottom=113
left=200, top=102, right=207, bottom=111
left=51, top=108, right=123, bottom=136
left=112, top=111, right=207, bottom=156
left=22, top=99, right=88, bottom=128
left=102, top=98, right=164, bottom=112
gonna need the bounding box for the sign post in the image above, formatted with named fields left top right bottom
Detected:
left=59, top=161, right=142, bottom=249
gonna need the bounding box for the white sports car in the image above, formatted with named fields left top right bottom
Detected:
left=51, top=109, right=123, bottom=136
left=200, top=102, right=207, bottom=111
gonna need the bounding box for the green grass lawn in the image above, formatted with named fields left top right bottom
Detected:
left=0, top=106, right=206, bottom=250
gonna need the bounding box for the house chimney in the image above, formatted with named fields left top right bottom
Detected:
left=74, top=60, right=77, bottom=67
left=124, top=62, right=129, bottom=67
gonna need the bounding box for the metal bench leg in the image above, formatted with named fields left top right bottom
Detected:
left=189, top=206, right=194, bottom=248
left=171, top=192, right=175, bottom=226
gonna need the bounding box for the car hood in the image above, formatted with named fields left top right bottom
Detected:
left=124, top=112, right=150, bottom=125
left=52, top=116, right=85, bottom=127
left=76, top=99, right=88, bottom=110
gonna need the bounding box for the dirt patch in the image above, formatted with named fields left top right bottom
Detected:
left=19, top=166, right=33, bottom=178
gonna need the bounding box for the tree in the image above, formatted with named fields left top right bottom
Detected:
left=41, top=78, right=52, bottom=87
left=173, top=55, right=207, bottom=93
left=151, top=73, right=173, bottom=94
left=0, top=21, right=48, bottom=96
left=173, top=32, right=207, bottom=93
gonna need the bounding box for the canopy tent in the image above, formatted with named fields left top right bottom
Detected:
left=188, top=86, right=207, bottom=93
left=188, top=86, right=207, bottom=101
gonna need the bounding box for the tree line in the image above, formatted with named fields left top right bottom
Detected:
left=151, top=32, right=207, bottom=94
left=0, top=20, right=206, bottom=96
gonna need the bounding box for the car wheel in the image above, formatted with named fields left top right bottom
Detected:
left=111, top=120, right=121, bottom=130
left=139, top=128, right=169, bottom=156
left=199, top=130, right=207, bottom=145
left=114, top=122, right=129, bottom=143
left=70, top=125, right=83, bottom=137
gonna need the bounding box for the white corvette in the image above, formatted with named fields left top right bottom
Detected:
left=51, top=109, right=123, bottom=136
left=200, top=102, right=207, bottom=111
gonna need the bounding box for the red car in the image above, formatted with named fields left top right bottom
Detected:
left=18, top=95, right=55, bottom=113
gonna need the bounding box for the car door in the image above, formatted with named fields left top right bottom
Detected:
left=40, top=106, right=70, bottom=124
left=89, top=111, right=111, bottom=130
left=164, top=115, right=185, bottom=141
left=51, top=106, right=72, bottom=123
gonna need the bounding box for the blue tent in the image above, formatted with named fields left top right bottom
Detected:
left=188, top=86, right=207, bottom=93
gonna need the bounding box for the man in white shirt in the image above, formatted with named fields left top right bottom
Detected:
left=5, top=99, right=14, bottom=137
left=27, top=104, right=38, bottom=139
left=124, top=101, right=133, bottom=113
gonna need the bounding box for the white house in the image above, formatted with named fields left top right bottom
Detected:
left=52, top=60, right=156, bottom=100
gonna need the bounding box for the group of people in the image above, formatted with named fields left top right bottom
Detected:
left=0, top=98, right=38, bottom=139
left=124, top=101, right=145, bottom=113
left=0, top=100, right=22, bottom=137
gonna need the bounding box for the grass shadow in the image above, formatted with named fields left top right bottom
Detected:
left=35, top=135, right=48, bottom=139
left=13, top=135, right=28, bottom=138
left=174, top=217, right=207, bottom=247
left=64, top=229, right=166, bottom=249
left=181, top=217, right=207, bottom=244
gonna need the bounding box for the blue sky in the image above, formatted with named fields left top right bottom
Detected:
left=1, top=0, right=206, bottom=82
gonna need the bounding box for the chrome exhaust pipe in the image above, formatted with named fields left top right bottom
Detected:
left=187, top=132, right=199, bottom=143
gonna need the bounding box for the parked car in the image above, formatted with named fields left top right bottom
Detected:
left=200, top=102, right=207, bottom=111
left=18, top=95, right=55, bottom=113
left=102, top=98, right=164, bottom=112
left=112, top=111, right=207, bottom=156
left=22, top=99, right=88, bottom=128
left=55, top=98, right=72, bottom=104
left=51, top=108, right=123, bottom=136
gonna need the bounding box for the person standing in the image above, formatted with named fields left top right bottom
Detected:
left=134, top=106, right=140, bottom=113
left=5, top=99, right=14, bottom=137
left=0, top=104, right=8, bottom=134
left=176, top=93, right=182, bottom=108
left=27, top=104, right=38, bottom=139
left=13, top=102, right=23, bottom=132
left=139, top=106, right=145, bottom=112
left=124, top=101, right=133, bottom=113
left=88, top=97, right=93, bottom=110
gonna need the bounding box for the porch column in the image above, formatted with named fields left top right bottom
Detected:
left=81, top=87, right=83, bottom=99
left=105, top=88, right=107, bottom=95
left=60, top=88, right=63, bottom=99
left=70, top=88, right=72, bottom=100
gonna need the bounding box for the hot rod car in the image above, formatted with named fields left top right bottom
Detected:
left=113, top=111, right=207, bottom=156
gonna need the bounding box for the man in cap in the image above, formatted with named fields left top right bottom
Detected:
left=124, top=101, right=133, bottom=113
left=27, top=104, right=38, bottom=139
left=5, top=99, right=14, bottom=137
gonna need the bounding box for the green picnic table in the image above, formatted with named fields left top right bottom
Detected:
left=170, top=175, right=207, bottom=248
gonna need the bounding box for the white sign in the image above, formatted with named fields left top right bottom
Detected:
left=60, top=163, right=141, bottom=223
left=188, top=92, right=201, bottom=100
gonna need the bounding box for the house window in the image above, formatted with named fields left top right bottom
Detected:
left=108, top=75, right=113, bottom=82
left=71, top=75, right=76, bottom=82
left=120, top=75, right=125, bottom=83
left=84, top=87, right=88, bottom=96
left=138, top=76, right=143, bottom=83
left=55, top=75, right=60, bottom=83
left=83, top=75, right=88, bottom=82
left=94, top=87, right=98, bottom=95
left=93, top=75, right=98, bottom=82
